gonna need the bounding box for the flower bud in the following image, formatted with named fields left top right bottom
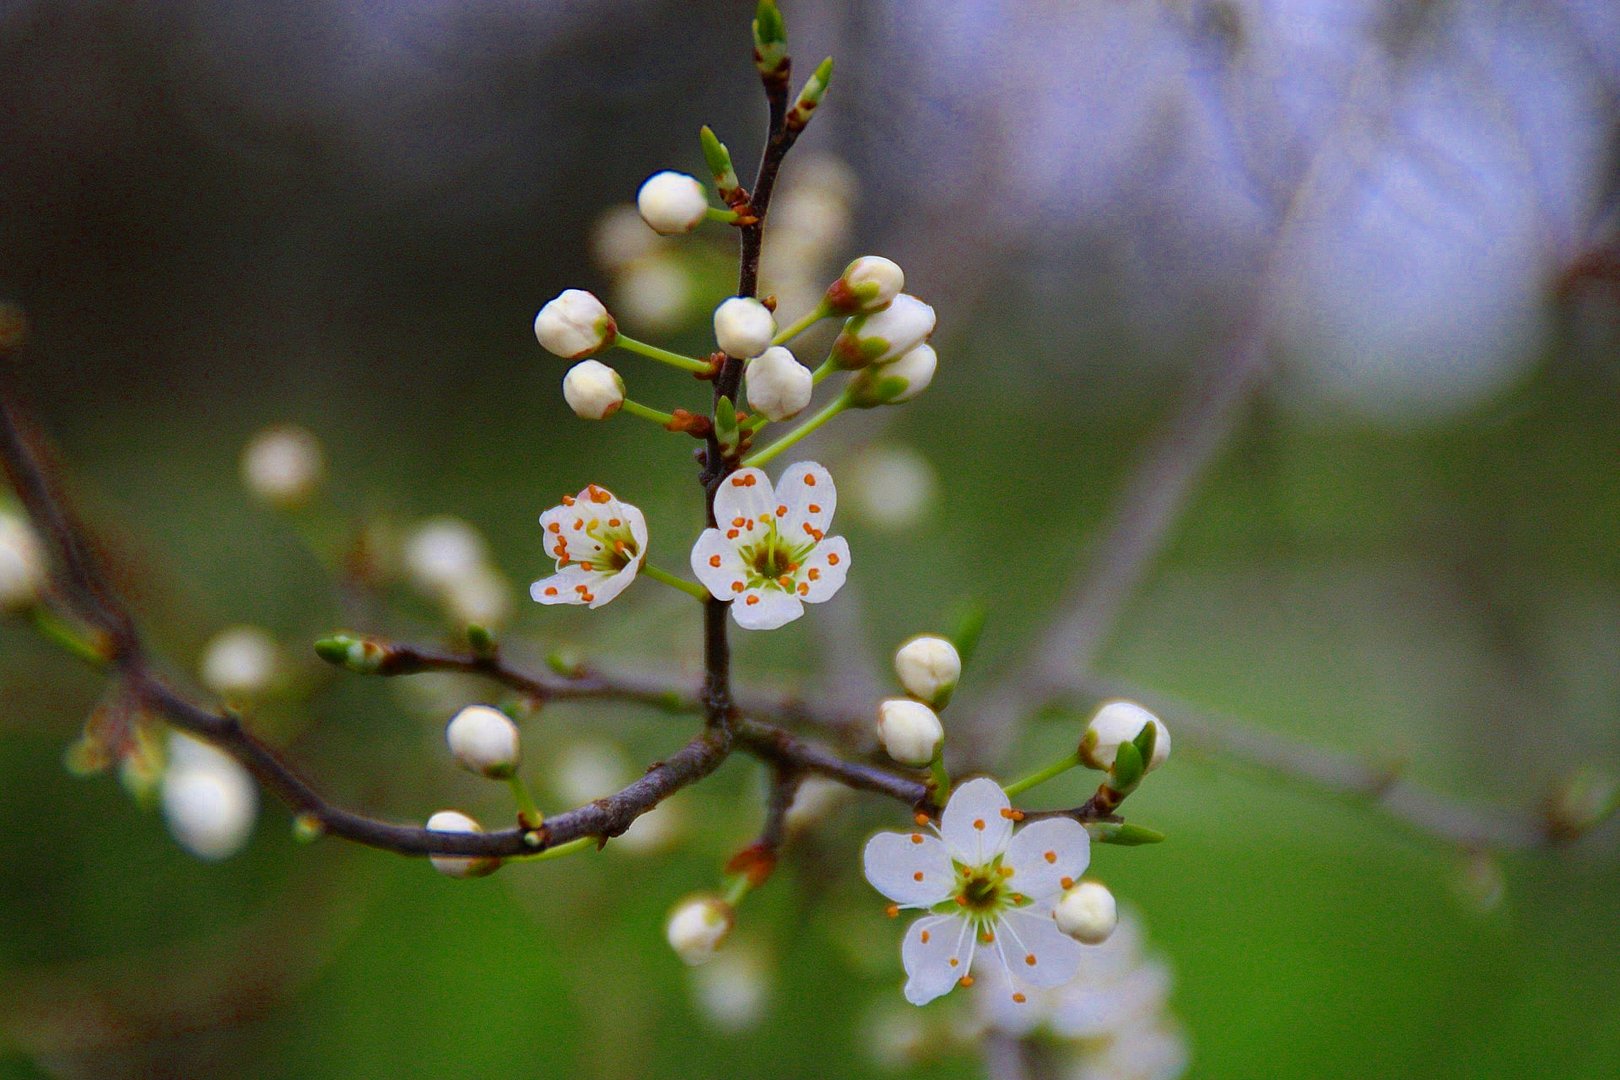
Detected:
left=562, top=359, right=626, bottom=420
left=876, top=698, right=943, bottom=766
left=425, top=809, right=500, bottom=878
left=825, top=256, right=904, bottom=314
left=1079, top=700, right=1171, bottom=773
left=893, top=634, right=960, bottom=708
left=199, top=625, right=281, bottom=700
left=666, top=894, right=735, bottom=965
left=0, top=511, right=45, bottom=611
left=637, top=170, right=710, bottom=235
left=162, top=734, right=259, bottom=861
left=446, top=704, right=521, bottom=778
left=403, top=517, right=488, bottom=593
left=713, top=296, right=776, bottom=359
left=832, top=294, right=934, bottom=369
left=1054, top=880, right=1118, bottom=944
left=744, top=346, right=813, bottom=421
left=849, top=343, right=936, bottom=407
left=534, top=289, right=617, bottom=359
left=241, top=425, right=323, bottom=508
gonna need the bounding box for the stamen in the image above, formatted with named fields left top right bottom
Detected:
left=998, top=808, right=1016, bottom=819
left=608, top=518, right=620, bottom=527
left=587, top=485, right=612, bottom=503
left=913, top=813, right=930, bottom=826
left=1043, top=851, right=1057, bottom=864
left=808, top=568, right=821, bottom=581
left=803, top=474, right=816, bottom=486
left=745, top=595, right=760, bottom=606
left=920, top=930, right=930, bottom=944
left=885, top=903, right=898, bottom=918
left=797, top=582, right=809, bottom=595
left=912, top=871, right=924, bottom=882
left=972, top=818, right=985, bottom=831
left=726, top=529, right=740, bottom=539
left=1012, top=993, right=1026, bottom=1004
left=808, top=503, right=821, bottom=513
left=1024, top=954, right=1036, bottom=966
left=826, top=552, right=840, bottom=565
left=909, top=833, right=924, bottom=844
left=580, top=591, right=594, bottom=603
left=959, top=975, right=974, bottom=987
left=1060, top=876, right=1074, bottom=890
left=547, top=522, right=560, bottom=533
left=580, top=562, right=594, bottom=571
left=731, top=581, right=745, bottom=593
left=543, top=587, right=558, bottom=597
left=948, top=957, right=959, bottom=967
left=979, top=931, right=994, bottom=944
left=709, top=555, right=723, bottom=568
left=562, top=494, right=575, bottom=506
left=732, top=517, right=746, bottom=528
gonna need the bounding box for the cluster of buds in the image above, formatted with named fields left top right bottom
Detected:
left=876, top=634, right=960, bottom=769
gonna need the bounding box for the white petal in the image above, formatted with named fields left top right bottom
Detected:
left=531, top=564, right=597, bottom=605
left=970, top=959, right=1045, bottom=1035
left=588, top=563, right=639, bottom=608
left=1002, top=818, right=1090, bottom=902
left=712, top=468, right=775, bottom=548
left=997, top=908, right=1085, bottom=990
left=939, top=777, right=1013, bottom=865
left=621, top=500, right=649, bottom=554
left=731, top=587, right=803, bottom=630
left=795, top=535, right=849, bottom=604
left=690, top=528, right=751, bottom=599
left=901, top=915, right=974, bottom=1006
left=863, top=831, right=956, bottom=907
left=774, top=461, right=836, bottom=545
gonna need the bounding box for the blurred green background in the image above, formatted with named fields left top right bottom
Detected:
left=2, top=2, right=1618, bottom=1078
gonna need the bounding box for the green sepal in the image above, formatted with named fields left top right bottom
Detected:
left=715, top=395, right=741, bottom=452
left=545, top=648, right=583, bottom=678
left=1110, top=739, right=1144, bottom=792
left=950, top=601, right=987, bottom=670
left=700, top=126, right=741, bottom=195
left=1087, top=821, right=1166, bottom=846
left=466, top=623, right=497, bottom=659
left=1132, top=721, right=1157, bottom=770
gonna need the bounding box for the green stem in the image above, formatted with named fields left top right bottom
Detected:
left=614, top=334, right=713, bottom=374
left=643, top=562, right=708, bottom=601
left=1003, top=752, right=1084, bottom=799
left=810, top=355, right=839, bottom=386
left=723, top=872, right=754, bottom=908
left=506, top=773, right=544, bottom=831
left=28, top=607, right=109, bottom=668
left=741, top=389, right=852, bottom=468
left=513, top=836, right=595, bottom=863
left=620, top=398, right=677, bottom=427
left=771, top=301, right=832, bottom=346
left=927, top=746, right=952, bottom=809
left=705, top=206, right=741, bottom=225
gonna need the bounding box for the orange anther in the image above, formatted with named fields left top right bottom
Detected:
left=1010, top=809, right=1025, bottom=821
left=920, top=930, right=931, bottom=944
left=726, top=529, right=740, bottom=539
left=562, top=494, right=576, bottom=506
left=732, top=516, right=747, bottom=528
left=574, top=584, right=589, bottom=593
left=980, top=931, right=994, bottom=943
left=548, top=522, right=560, bottom=533
left=999, top=808, right=1016, bottom=819
left=914, top=813, right=930, bottom=826
left=776, top=504, right=787, bottom=517
left=580, top=562, right=594, bottom=572
left=1060, top=877, right=1074, bottom=890
left=973, top=818, right=986, bottom=831
left=543, top=587, right=558, bottom=597
left=731, top=581, right=745, bottom=593
left=1012, top=993, right=1027, bottom=1004
left=912, top=871, right=924, bottom=882
left=959, top=975, right=974, bottom=987
left=808, top=503, right=821, bottom=513
left=745, top=595, right=760, bottom=606
left=709, top=555, right=722, bottom=568
left=1043, top=851, right=1057, bottom=864
left=885, top=903, right=899, bottom=918
left=1024, top=954, right=1036, bottom=966
left=587, top=485, right=612, bottom=503
left=797, top=583, right=809, bottom=595
left=826, top=553, right=840, bottom=565
left=608, top=518, right=620, bottom=527
left=808, top=568, right=821, bottom=581
left=910, top=833, right=924, bottom=844
left=948, top=957, right=959, bottom=967
left=803, top=474, right=816, bottom=486
left=580, top=592, right=594, bottom=603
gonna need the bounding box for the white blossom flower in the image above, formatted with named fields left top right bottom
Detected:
left=832, top=294, right=935, bottom=368
left=446, top=704, right=521, bottom=778
left=1080, top=701, right=1170, bottom=773
left=531, top=484, right=648, bottom=609
left=425, top=809, right=500, bottom=878
left=403, top=517, right=489, bottom=593
left=198, top=625, right=281, bottom=700
left=240, top=425, right=324, bottom=508
left=162, top=733, right=259, bottom=861
left=534, top=289, right=617, bottom=359
left=689, top=947, right=770, bottom=1032
left=713, top=296, right=776, bottom=359
left=745, top=346, right=813, bottom=421
left=848, top=444, right=937, bottom=532
left=562, top=358, right=626, bottom=420
left=637, top=170, right=711, bottom=235
left=0, top=510, right=45, bottom=611
left=827, top=255, right=905, bottom=314
left=851, top=343, right=936, bottom=407
left=689, top=462, right=849, bottom=630
left=864, top=778, right=1089, bottom=1008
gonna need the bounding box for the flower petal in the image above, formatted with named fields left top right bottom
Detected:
left=971, top=959, right=1045, bottom=1035
left=901, top=914, right=974, bottom=1006
left=795, top=535, right=849, bottom=603
left=939, top=777, right=1013, bottom=865
left=731, top=586, right=802, bottom=630
left=621, top=500, right=649, bottom=554
left=863, top=831, right=956, bottom=907
left=690, top=528, right=751, bottom=599
left=713, top=467, right=775, bottom=549
left=587, top=563, right=639, bottom=608
left=775, top=461, right=836, bottom=545
left=530, top=564, right=597, bottom=605
left=1002, top=818, right=1090, bottom=902
left=997, top=908, right=1085, bottom=990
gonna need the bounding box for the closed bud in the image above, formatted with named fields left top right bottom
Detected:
left=825, top=256, right=904, bottom=314
left=1054, top=880, right=1118, bottom=944
left=637, top=170, right=711, bottom=235
left=0, top=511, right=45, bottom=611
left=832, top=294, right=935, bottom=369
left=446, top=704, right=521, bottom=778
left=893, top=634, right=960, bottom=708
left=744, top=346, right=813, bottom=421
left=713, top=296, right=776, bottom=359
left=241, top=425, right=324, bottom=508
left=849, top=343, right=936, bottom=408
left=162, top=734, right=259, bottom=861
left=667, top=894, right=735, bottom=965
left=313, top=634, right=387, bottom=674
left=876, top=698, right=944, bottom=766
left=425, top=809, right=500, bottom=878
left=1079, top=700, right=1171, bottom=773
left=534, top=289, right=617, bottom=359
left=562, top=359, right=626, bottom=420
left=199, top=625, right=281, bottom=700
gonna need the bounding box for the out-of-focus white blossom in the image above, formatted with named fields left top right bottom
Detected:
left=847, top=445, right=937, bottom=532
left=613, top=799, right=682, bottom=854
left=425, top=809, right=500, bottom=878
left=744, top=346, right=813, bottom=421
left=591, top=204, right=664, bottom=271
left=713, top=296, right=776, bottom=359
left=637, top=170, right=710, bottom=235
left=534, top=289, right=616, bottom=359
left=442, top=565, right=512, bottom=628
left=161, top=733, right=259, bottom=861
left=614, top=256, right=693, bottom=333
left=551, top=740, right=632, bottom=806
left=562, top=359, right=626, bottom=420
left=667, top=894, right=735, bottom=965
left=689, top=947, right=771, bottom=1031
left=403, top=517, right=489, bottom=593
left=0, top=510, right=45, bottom=611
left=198, top=626, right=281, bottom=700
left=784, top=775, right=847, bottom=831
left=241, top=425, right=324, bottom=508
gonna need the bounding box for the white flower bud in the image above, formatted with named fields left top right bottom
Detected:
left=827, top=255, right=904, bottom=314
left=446, top=704, right=521, bottom=778
left=0, top=511, right=45, bottom=611
left=161, top=735, right=258, bottom=861
left=851, top=343, right=937, bottom=407
left=562, top=359, right=626, bottom=420
left=403, top=517, right=488, bottom=593
left=713, top=296, right=776, bottom=359
left=666, top=894, right=735, bottom=965
left=832, top=294, right=935, bottom=368
left=199, top=625, right=281, bottom=700
left=876, top=698, right=944, bottom=766
left=425, top=809, right=500, bottom=878
left=534, top=289, right=617, bottom=359
left=636, top=170, right=711, bottom=235
left=240, top=425, right=323, bottom=508
left=744, top=346, right=813, bottom=421
left=1079, top=700, right=1171, bottom=773
left=1054, top=880, right=1119, bottom=945
left=893, top=634, right=960, bottom=707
